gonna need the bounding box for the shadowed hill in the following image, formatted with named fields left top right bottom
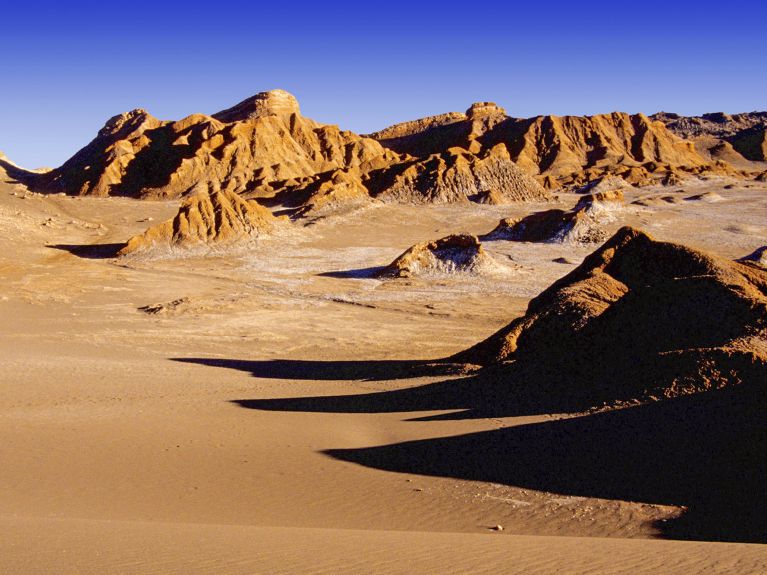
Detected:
left=652, top=111, right=767, bottom=163
left=455, top=227, right=767, bottom=406
left=364, top=143, right=548, bottom=203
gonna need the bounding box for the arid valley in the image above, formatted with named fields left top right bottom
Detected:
left=1, top=88, right=766, bottom=573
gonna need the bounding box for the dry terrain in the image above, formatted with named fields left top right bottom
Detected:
left=1, top=174, right=766, bottom=573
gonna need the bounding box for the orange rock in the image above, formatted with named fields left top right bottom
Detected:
left=119, top=184, right=278, bottom=256
left=38, top=91, right=399, bottom=200
left=483, top=190, right=625, bottom=244
left=376, top=234, right=509, bottom=278
left=366, top=144, right=549, bottom=204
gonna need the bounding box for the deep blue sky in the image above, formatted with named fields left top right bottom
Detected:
left=1, top=0, right=765, bottom=168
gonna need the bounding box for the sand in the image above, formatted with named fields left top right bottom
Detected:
left=1, top=177, right=767, bottom=573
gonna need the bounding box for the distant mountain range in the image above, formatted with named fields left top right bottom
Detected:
left=1, top=91, right=765, bottom=209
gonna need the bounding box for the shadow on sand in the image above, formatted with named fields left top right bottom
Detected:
left=172, top=357, right=470, bottom=383
left=326, top=383, right=767, bottom=543
left=316, top=267, right=385, bottom=279
left=48, top=243, right=126, bottom=259
left=180, top=355, right=767, bottom=542
left=174, top=358, right=603, bottom=419
left=0, top=157, right=43, bottom=187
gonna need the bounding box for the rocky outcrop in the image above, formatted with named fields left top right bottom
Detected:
left=118, top=185, right=278, bottom=256
left=739, top=246, right=767, bottom=269
left=365, top=144, right=549, bottom=204
left=575, top=175, right=633, bottom=195
left=212, top=89, right=301, bottom=122
left=483, top=189, right=625, bottom=244
left=16, top=92, right=761, bottom=209
left=652, top=111, right=767, bottom=163
left=730, top=126, right=767, bottom=162
left=368, top=102, right=507, bottom=158
left=22, top=92, right=557, bottom=213
left=376, top=234, right=509, bottom=278
left=653, top=111, right=767, bottom=140
left=371, top=107, right=732, bottom=187
left=368, top=111, right=467, bottom=143
left=34, top=90, right=399, bottom=200
left=454, top=227, right=767, bottom=406
left=264, top=168, right=372, bottom=218
left=504, top=113, right=717, bottom=186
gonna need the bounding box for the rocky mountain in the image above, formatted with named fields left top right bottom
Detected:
left=370, top=104, right=739, bottom=188
left=455, top=227, right=767, bottom=407
left=363, top=144, right=547, bottom=204
left=9, top=92, right=764, bottom=213
left=35, top=90, right=398, bottom=200
left=18, top=90, right=549, bottom=209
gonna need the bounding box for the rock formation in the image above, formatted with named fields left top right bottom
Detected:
left=119, top=184, right=278, bottom=256
left=506, top=113, right=712, bottom=186
left=454, top=227, right=767, bottom=407
left=653, top=111, right=767, bottom=140
left=368, top=102, right=507, bottom=158
left=652, top=111, right=767, bottom=163
left=575, top=175, right=633, bottom=195
left=364, top=144, right=549, bottom=204
left=376, top=234, right=509, bottom=278
left=21, top=91, right=554, bottom=212
left=211, top=89, right=301, bottom=122
left=371, top=105, right=734, bottom=187
left=263, top=168, right=372, bottom=218
left=483, top=189, right=625, bottom=244
left=12, top=92, right=764, bottom=212
left=35, top=90, right=398, bottom=200
left=739, top=246, right=767, bottom=269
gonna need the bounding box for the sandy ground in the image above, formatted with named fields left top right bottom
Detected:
left=1, top=177, right=766, bottom=573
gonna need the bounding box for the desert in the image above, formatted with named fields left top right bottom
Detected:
left=0, top=83, right=766, bottom=573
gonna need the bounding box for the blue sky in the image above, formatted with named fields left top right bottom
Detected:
left=1, top=0, right=765, bottom=168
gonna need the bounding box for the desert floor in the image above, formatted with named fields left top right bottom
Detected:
left=1, top=177, right=767, bottom=573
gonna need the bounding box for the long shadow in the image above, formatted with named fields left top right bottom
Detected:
left=0, top=157, right=44, bottom=187
left=317, top=266, right=384, bottom=279
left=231, top=373, right=522, bottom=418
left=327, top=384, right=767, bottom=543
left=48, top=243, right=125, bottom=259
left=182, top=357, right=583, bottom=418
left=172, top=357, right=471, bottom=383
left=188, top=354, right=767, bottom=540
